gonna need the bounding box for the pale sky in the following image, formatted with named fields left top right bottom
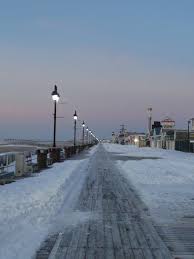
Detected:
left=0, top=0, right=194, bottom=140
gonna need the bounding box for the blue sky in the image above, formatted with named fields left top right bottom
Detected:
left=0, top=1, right=194, bottom=140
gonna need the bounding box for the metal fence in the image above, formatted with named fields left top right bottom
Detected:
left=175, top=140, right=194, bottom=153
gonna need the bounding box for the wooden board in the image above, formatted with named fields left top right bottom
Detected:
left=36, top=145, right=172, bottom=259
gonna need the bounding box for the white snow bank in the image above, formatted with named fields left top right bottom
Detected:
left=0, top=146, right=98, bottom=259
left=104, top=143, right=194, bottom=224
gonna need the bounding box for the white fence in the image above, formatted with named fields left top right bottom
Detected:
left=0, top=153, right=16, bottom=178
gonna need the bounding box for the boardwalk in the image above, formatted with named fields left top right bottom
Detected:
left=36, top=145, right=172, bottom=259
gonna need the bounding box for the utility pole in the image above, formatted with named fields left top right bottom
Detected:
left=147, top=108, right=152, bottom=135
left=188, top=120, right=191, bottom=152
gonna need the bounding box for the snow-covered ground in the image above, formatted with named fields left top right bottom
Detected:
left=0, top=146, right=97, bottom=259
left=2, top=143, right=194, bottom=258
left=104, top=143, right=194, bottom=224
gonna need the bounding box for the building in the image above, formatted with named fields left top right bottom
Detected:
left=161, top=117, right=175, bottom=129
left=128, top=133, right=146, bottom=147
left=111, top=127, right=146, bottom=147
left=111, top=132, right=118, bottom=143
left=150, top=117, right=194, bottom=152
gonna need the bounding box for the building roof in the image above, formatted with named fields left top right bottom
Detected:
left=161, top=116, right=175, bottom=123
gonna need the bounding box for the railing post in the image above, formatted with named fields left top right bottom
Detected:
left=15, top=153, right=25, bottom=177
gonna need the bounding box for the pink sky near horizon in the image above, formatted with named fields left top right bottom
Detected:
left=0, top=50, right=194, bottom=140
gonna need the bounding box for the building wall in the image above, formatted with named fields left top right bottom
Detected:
left=156, top=140, right=162, bottom=148
left=166, top=140, right=175, bottom=150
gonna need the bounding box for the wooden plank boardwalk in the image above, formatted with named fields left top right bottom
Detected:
left=155, top=220, right=194, bottom=258
left=36, top=145, right=172, bottom=259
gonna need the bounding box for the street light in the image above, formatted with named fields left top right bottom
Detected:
left=89, top=130, right=92, bottom=144
left=73, top=111, right=78, bottom=147
left=51, top=85, right=60, bottom=147
left=86, top=127, right=89, bottom=144
left=82, top=121, right=85, bottom=145
left=91, top=131, right=94, bottom=144
left=134, top=137, right=139, bottom=143
left=188, top=119, right=191, bottom=152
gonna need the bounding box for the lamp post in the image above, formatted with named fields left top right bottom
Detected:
left=188, top=119, right=191, bottom=152
left=73, top=111, right=78, bottom=147
left=51, top=85, right=60, bottom=147
left=89, top=130, right=91, bottom=144
left=82, top=121, right=85, bottom=145
left=147, top=108, right=152, bottom=134
left=91, top=131, right=94, bottom=144
left=86, top=127, right=89, bottom=144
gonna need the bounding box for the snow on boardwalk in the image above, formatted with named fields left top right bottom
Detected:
left=36, top=144, right=171, bottom=259
left=104, top=143, right=194, bottom=258
left=0, top=146, right=97, bottom=259
left=104, top=144, right=194, bottom=224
